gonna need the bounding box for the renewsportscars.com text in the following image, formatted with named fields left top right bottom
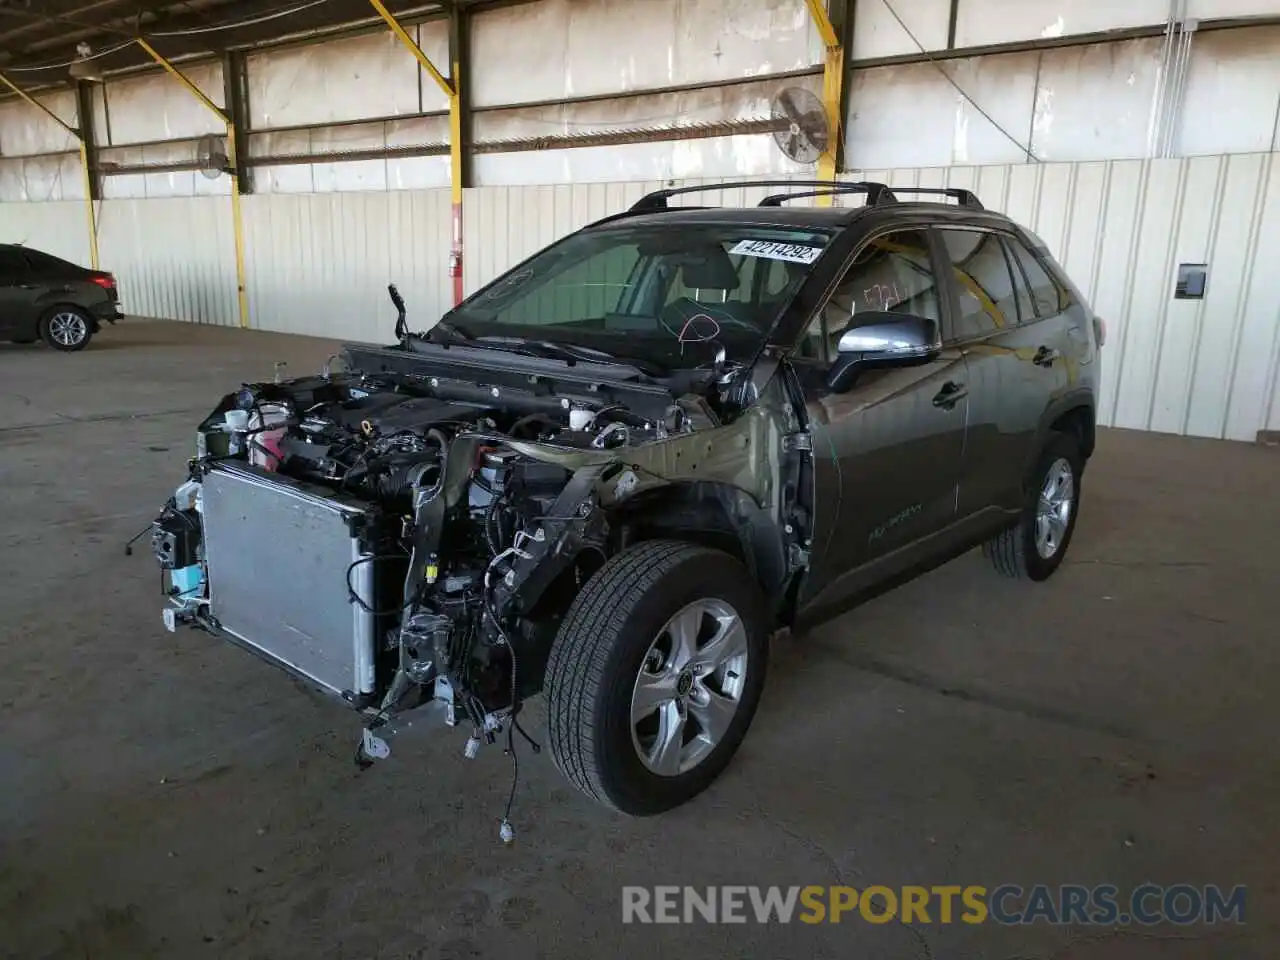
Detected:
left=621, top=884, right=1247, bottom=926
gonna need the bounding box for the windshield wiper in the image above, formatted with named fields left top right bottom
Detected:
left=471, top=336, right=663, bottom=380
left=472, top=336, right=609, bottom=362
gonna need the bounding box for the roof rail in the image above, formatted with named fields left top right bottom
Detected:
left=757, top=182, right=896, bottom=206
left=630, top=179, right=895, bottom=212
left=880, top=186, right=984, bottom=210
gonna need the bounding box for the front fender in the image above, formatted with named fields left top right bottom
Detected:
left=609, top=480, right=789, bottom=603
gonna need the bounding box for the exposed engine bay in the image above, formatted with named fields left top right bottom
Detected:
left=148, top=288, right=814, bottom=831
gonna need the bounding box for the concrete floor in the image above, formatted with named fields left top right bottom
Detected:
left=1, top=320, right=1277, bottom=960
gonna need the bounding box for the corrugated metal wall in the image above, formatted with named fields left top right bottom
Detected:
left=95, top=197, right=239, bottom=324
left=3, top=154, right=1279, bottom=441
left=241, top=190, right=454, bottom=342
left=0, top=200, right=90, bottom=266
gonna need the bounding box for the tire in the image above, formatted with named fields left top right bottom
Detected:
left=984, top=432, right=1083, bottom=581
left=545, top=540, right=769, bottom=816
left=40, top=305, right=94, bottom=352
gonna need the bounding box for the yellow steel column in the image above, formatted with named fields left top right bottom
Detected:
left=0, top=71, right=99, bottom=268
left=78, top=140, right=100, bottom=269
left=135, top=37, right=250, bottom=329
left=804, top=0, right=845, bottom=206
left=448, top=66, right=463, bottom=305
left=224, top=126, right=251, bottom=330
left=367, top=0, right=465, bottom=304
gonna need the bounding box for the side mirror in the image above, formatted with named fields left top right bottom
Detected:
left=826, top=311, right=941, bottom=393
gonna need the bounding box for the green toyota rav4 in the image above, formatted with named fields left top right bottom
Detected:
left=148, top=180, right=1103, bottom=827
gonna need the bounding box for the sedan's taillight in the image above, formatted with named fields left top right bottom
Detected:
left=90, top=273, right=116, bottom=291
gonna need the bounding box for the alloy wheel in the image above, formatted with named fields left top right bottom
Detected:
left=1035, top=457, right=1074, bottom=559
left=630, top=598, right=749, bottom=777
left=49, top=312, right=87, bottom=347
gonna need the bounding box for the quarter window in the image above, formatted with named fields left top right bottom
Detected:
left=21, top=248, right=74, bottom=274
left=937, top=229, right=1019, bottom=339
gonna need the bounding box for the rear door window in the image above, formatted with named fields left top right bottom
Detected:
left=0, top=247, right=28, bottom=282
left=1003, top=236, right=1067, bottom=319
left=998, top=238, right=1038, bottom=324
left=937, top=228, right=1019, bottom=340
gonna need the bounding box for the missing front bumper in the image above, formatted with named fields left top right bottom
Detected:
left=199, top=463, right=378, bottom=699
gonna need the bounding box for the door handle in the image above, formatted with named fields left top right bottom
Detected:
left=932, top=381, right=967, bottom=409
left=1033, top=345, right=1060, bottom=367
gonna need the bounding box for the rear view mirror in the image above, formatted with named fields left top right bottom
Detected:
left=826, top=311, right=941, bottom=392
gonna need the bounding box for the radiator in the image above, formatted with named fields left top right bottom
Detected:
left=201, top=463, right=377, bottom=697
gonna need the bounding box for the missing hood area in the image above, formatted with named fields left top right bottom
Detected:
left=145, top=337, right=814, bottom=836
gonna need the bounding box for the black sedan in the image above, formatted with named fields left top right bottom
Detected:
left=0, top=243, right=122, bottom=351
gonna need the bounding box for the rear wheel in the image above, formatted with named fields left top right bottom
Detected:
left=545, top=540, right=769, bottom=815
left=40, top=306, right=93, bottom=352
left=984, top=432, right=1082, bottom=581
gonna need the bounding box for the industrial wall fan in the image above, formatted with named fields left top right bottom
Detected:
left=771, top=86, right=829, bottom=164
left=196, top=133, right=231, bottom=179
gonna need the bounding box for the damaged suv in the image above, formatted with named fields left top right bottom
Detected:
left=149, top=181, right=1102, bottom=821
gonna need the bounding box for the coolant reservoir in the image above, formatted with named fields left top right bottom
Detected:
left=224, top=409, right=251, bottom=455
left=249, top=403, right=290, bottom=471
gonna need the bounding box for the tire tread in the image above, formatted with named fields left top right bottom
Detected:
left=983, top=431, right=1082, bottom=580
left=983, top=524, right=1027, bottom=579
left=545, top=539, right=722, bottom=812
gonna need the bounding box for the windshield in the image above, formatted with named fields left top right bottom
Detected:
left=445, top=224, right=832, bottom=370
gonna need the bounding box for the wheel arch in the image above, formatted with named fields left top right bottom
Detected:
left=608, top=480, right=791, bottom=623
left=1025, top=392, right=1095, bottom=489
left=1050, top=400, right=1095, bottom=460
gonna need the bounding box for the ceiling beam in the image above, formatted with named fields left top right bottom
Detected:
left=0, top=0, right=378, bottom=69
left=0, top=0, right=147, bottom=46
left=0, top=0, right=523, bottom=92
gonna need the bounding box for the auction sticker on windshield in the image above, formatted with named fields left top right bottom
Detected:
left=730, top=239, right=824, bottom=264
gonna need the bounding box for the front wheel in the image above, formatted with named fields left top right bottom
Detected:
left=40, top=306, right=94, bottom=352
left=545, top=540, right=769, bottom=815
left=984, top=432, right=1083, bottom=581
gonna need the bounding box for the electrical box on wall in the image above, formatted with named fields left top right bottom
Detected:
left=1175, top=263, right=1208, bottom=300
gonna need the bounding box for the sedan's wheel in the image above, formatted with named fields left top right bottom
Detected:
left=546, top=540, right=768, bottom=815
left=984, top=432, right=1083, bottom=581
left=40, top=307, right=93, bottom=352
